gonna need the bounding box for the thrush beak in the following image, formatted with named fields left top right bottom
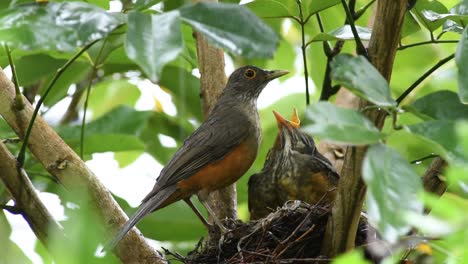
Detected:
left=264, top=70, right=289, bottom=81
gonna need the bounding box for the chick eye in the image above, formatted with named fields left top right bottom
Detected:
left=244, top=69, right=256, bottom=79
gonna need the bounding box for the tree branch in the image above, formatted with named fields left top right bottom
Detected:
left=0, top=67, right=163, bottom=263
left=192, top=0, right=237, bottom=225
left=321, top=0, right=408, bottom=257
left=0, top=141, right=65, bottom=249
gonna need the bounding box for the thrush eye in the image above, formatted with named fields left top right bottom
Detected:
left=244, top=69, right=256, bottom=79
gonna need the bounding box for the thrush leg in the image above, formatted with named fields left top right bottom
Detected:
left=197, top=193, right=228, bottom=233
left=183, top=198, right=211, bottom=229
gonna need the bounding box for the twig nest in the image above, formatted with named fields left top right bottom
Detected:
left=165, top=201, right=369, bottom=263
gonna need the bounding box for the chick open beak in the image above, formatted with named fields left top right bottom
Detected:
left=273, top=110, right=291, bottom=129
left=264, top=70, right=289, bottom=81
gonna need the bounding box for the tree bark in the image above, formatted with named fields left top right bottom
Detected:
left=193, top=0, right=237, bottom=221
left=321, top=0, right=408, bottom=257
left=0, top=141, right=65, bottom=250
left=0, top=67, right=164, bottom=264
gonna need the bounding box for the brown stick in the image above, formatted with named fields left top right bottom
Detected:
left=321, top=0, right=408, bottom=257
left=0, top=67, right=163, bottom=264
left=0, top=141, right=65, bottom=249
left=422, top=157, right=447, bottom=196
left=193, top=0, right=237, bottom=221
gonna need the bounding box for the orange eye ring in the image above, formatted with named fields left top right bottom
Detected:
left=244, top=69, right=256, bottom=79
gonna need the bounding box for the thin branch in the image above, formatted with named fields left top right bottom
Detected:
left=297, top=0, right=311, bottom=105
left=0, top=62, right=162, bottom=263
left=5, top=45, right=25, bottom=110
left=0, top=141, right=65, bottom=248
left=80, top=40, right=107, bottom=159
left=396, top=53, right=455, bottom=105
left=17, top=40, right=99, bottom=167
left=340, top=0, right=368, bottom=57
left=398, top=40, right=459, bottom=50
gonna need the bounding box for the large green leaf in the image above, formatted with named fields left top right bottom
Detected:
left=180, top=2, right=279, bottom=58
left=303, top=102, right=384, bottom=145
left=138, top=200, right=206, bottom=241
left=363, top=143, right=423, bottom=243
left=158, top=66, right=202, bottom=120
left=412, top=0, right=449, bottom=32
left=134, top=0, right=163, bottom=10
left=86, top=79, right=141, bottom=120
left=140, top=111, right=194, bottom=164
left=126, top=11, right=183, bottom=82
left=456, top=27, right=468, bottom=103
left=405, top=90, right=468, bottom=120
left=0, top=2, right=124, bottom=52
left=310, top=25, right=372, bottom=42
left=331, top=54, right=396, bottom=107
left=0, top=213, right=33, bottom=264
left=305, top=0, right=341, bottom=16
left=401, top=12, right=421, bottom=38
left=58, top=106, right=151, bottom=155
left=406, top=120, right=468, bottom=165
left=245, top=0, right=295, bottom=18
left=443, top=0, right=468, bottom=34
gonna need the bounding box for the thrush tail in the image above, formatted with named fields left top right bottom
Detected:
left=104, top=185, right=177, bottom=251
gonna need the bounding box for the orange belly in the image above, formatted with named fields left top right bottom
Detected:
left=177, top=140, right=257, bottom=194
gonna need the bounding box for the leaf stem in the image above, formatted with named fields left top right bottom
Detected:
left=396, top=53, right=455, bottom=105
left=340, top=0, right=368, bottom=58
left=354, top=0, right=376, bottom=20
left=5, top=45, right=25, bottom=110
left=410, top=154, right=439, bottom=164
left=17, top=40, right=99, bottom=167
left=297, top=0, right=310, bottom=105
left=80, top=40, right=107, bottom=159
left=398, top=40, right=459, bottom=50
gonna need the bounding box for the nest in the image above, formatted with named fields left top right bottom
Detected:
left=164, top=201, right=370, bottom=264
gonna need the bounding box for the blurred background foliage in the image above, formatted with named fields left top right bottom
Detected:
left=0, top=0, right=467, bottom=263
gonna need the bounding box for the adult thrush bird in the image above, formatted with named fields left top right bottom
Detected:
left=248, top=110, right=339, bottom=220
left=107, top=66, right=288, bottom=249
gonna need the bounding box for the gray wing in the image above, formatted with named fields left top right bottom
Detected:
left=142, top=109, right=252, bottom=203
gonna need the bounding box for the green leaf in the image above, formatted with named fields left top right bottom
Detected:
left=159, top=66, right=202, bottom=120
left=58, top=106, right=151, bottom=155
left=412, top=0, right=449, bottom=32
left=331, top=54, right=396, bottom=107
left=138, top=200, right=205, bottom=241
left=86, top=79, right=141, bottom=120
left=310, top=25, right=372, bottom=42
left=406, top=120, right=468, bottom=165
left=456, top=27, right=468, bottom=103
left=134, top=0, right=163, bottom=10
left=401, top=12, right=421, bottom=38
left=180, top=2, right=279, bottom=58
left=114, top=151, right=143, bottom=168
left=125, top=11, right=183, bottom=82
left=245, top=0, right=295, bottom=18
left=332, top=250, right=371, bottom=264
left=363, top=143, right=424, bottom=243
left=405, top=90, right=468, bottom=120
left=0, top=2, right=125, bottom=52
left=443, top=0, right=468, bottom=34
left=140, top=111, right=194, bottom=164
left=0, top=213, right=33, bottom=264
left=303, top=102, right=384, bottom=145
left=305, top=0, right=341, bottom=16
